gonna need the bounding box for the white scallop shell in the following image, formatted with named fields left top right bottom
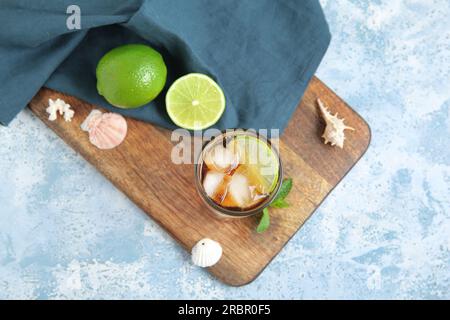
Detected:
left=81, top=110, right=127, bottom=150
left=191, top=238, right=223, bottom=268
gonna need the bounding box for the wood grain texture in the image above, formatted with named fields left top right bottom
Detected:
left=28, top=77, right=371, bottom=286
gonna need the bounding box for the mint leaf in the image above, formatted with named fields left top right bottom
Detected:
left=274, top=178, right=293, bottom=202
left=256, top=208, right=270, bottom=233
left=270, top=198, right=290, bottom=208
left=256, top=178, right=293, bottom=233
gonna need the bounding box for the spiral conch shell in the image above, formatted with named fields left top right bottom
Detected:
left=80, top=110, right=127, bottom=150
left=191, top=238, right=223, bottom=268
left=317, top=99, right=355, bottom=149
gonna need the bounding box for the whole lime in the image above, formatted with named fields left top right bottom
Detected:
left=96, top=44, right=167, bottom=109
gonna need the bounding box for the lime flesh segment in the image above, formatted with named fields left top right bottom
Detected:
left=166, top=73, right=226, bottom=130
left=231, top=135, right=280, bottom=194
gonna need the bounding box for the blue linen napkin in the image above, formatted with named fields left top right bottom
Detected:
left=0, top=0, right=330, bottom=132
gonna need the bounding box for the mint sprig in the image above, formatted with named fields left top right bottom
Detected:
left=273, top=178, right=293, bottom=202
left=256, top=178, right=293, bottom=233
left=270, top=198, right=290, bottom=208
left=256, top=208, right=270, bottom=233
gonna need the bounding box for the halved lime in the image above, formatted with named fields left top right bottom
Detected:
left=231, top=135, right=280, bottom=194
left=166, top=73, right=226, bottom=130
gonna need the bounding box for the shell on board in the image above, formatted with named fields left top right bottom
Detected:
left=80, top=110, right=127, bottom=150
left=191, top=238, right=223, bottom=268
left=46, top=98, right=75, bottom=122
left=80, top=109, right=102, bottom=132
left=317, top=99, right=355, bottom=149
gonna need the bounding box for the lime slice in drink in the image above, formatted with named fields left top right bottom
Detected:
left=231, top=135, right=280, bottom=194
left=166, top=73, right=226, bottom=130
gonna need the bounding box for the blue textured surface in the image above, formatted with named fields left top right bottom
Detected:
left=0, top=1, right=449, bottom=299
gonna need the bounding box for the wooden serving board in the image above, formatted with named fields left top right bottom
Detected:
left=28, top=77, right=370, bottom=286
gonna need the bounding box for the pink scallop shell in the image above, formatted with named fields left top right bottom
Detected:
left=85, top=112, right=127, bottom=150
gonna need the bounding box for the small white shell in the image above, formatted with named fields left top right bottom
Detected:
left=317, top=99, right=355, bottom=149
left=46, top=98, right=75, bottom=122
left=191, top=238, right=223, bottom=268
